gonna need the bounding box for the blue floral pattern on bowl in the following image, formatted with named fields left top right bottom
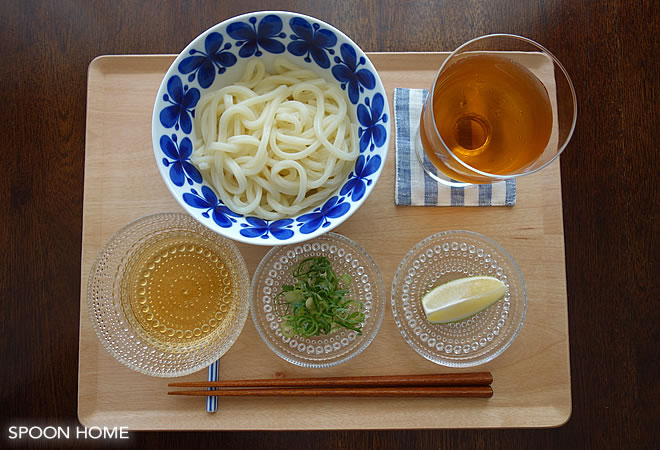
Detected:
left=296, top=196, right=351, bottom=235
left=358, top=93, right=388, bottom=152
left=287, top=17, right=337, bottom=68
left=178, top=32, right=237, bottom=88
left=240, top=217, right=295, bottom=240
left=158, top=76, right=200, bottom=133
left=152, top=11, right=390, bottom=245
left=182, top=186, right=242, bottom=228
left=227, top=14, right=286, bottom=57
left=331, top=44, right=376, bottom=104
left=159, top=134, right=202, bottom=187
left=340, top=154, right=382, bottom=202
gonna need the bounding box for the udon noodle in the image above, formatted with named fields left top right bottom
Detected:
left=191, top=58, right=359, bottom=220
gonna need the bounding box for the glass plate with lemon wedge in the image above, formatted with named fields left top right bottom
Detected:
left=391, top=230, right=526, bottom=367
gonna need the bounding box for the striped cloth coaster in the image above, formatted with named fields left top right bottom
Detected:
left=394, top=88, right=516, bottom=206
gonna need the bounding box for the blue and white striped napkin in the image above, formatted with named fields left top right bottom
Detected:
left=394, top=88, right=516, bottom=206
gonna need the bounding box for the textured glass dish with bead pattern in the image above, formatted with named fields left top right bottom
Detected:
left=250, top=232, right=385, bottom=368
left=87, top=213, right=250, bottom=377
left=391, top=230, right=526, bottom=367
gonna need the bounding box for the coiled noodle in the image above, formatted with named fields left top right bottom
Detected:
left=191, top=58, right=359, bottom=220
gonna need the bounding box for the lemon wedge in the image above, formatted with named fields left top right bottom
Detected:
left=422, top=276, right=507, bottom=323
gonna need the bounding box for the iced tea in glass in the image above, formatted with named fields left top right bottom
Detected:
left=415, top=34, right=577, bottom=186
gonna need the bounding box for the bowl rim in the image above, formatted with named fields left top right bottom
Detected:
left=151, top=11, right=390, bottom=246
left=390, top=229, right=527, bottom=367
left=249, top=232, right=386, bottom=368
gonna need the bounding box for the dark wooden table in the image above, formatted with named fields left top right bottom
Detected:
left=2, top=0, right=657, bottom=448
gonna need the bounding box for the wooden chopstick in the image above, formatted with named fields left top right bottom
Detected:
left=168, top=373, right=493, bottom=399
left=168, top=372, right=493, bottom=389
left=168, top=386, right=493, bottom=398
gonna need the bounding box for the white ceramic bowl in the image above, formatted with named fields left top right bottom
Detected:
left=152, top=11, right=390, bottom=245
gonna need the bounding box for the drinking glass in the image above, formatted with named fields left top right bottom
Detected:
left=415, top=34, right=577, bottom=187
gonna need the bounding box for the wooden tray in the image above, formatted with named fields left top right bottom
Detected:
left=79, top=53, right=571, bottom=430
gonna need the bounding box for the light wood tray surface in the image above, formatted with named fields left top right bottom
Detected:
left=79, top=53, right=571, bottom=430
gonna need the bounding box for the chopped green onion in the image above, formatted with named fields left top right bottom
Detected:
left=284, top=291, right=300, bottom=303
left=274, top=256, right=365, bottom=338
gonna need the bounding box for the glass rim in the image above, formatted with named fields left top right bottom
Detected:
left=427, top=33, right=578, bottom=180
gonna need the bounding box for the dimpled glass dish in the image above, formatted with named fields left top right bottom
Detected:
left=250, top=232, right=385, bottom=368
left=391, top=230, right=526, bottom=367
left=87, top=213, right=250, bottom=377
left=152, top=11, right=390, bottom=246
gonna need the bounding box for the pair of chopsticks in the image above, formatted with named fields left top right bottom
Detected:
left=169, top=372, right=493, bottom=398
